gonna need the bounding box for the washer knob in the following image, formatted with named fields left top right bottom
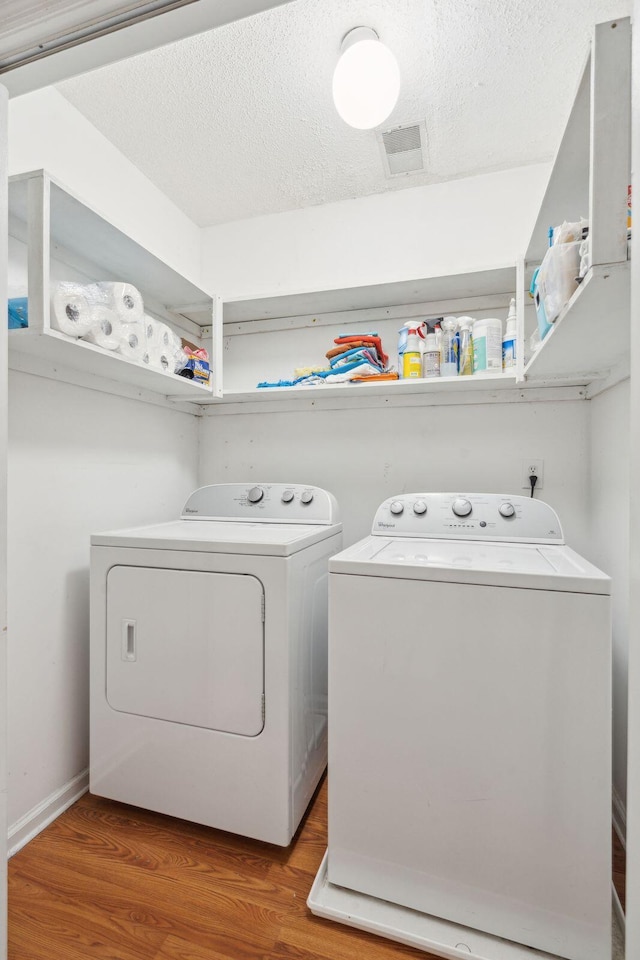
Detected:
left=301, top=490, right=314, bottom=504
left=248, top=486, right=264, bottom=504
left=413, top=500, right=427, bottom=515
left=499, top=502, right=516, bottom=518
left=281, top=489, right=294, bottom=503
left=452, top=498, right=472, bottom=517
left=390, top=500, right=404, bottom=516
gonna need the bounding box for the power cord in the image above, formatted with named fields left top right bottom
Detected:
left=529, top=474, right=538, bottom=499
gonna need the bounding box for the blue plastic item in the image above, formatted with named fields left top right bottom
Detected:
left=8, top=297, right=28, bottom=329
left=530, top=268, right=553, bottom=341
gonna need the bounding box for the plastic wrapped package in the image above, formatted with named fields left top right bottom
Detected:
left=82, top=306, right=123, bottom=350
left=141, top=314, right=185, bottom=373
left=578, top=237, right=591, bottom=279
left=179, top=339, right=210, bottom=384
left=93, top=281, right=144, bottom=323
left=536, top=240, right=581, bottom=325
left=552, top=219, right=589, bottom=245
left=51, top=281, right=100, bottom=337
left=117, top=320, right=146, bottom=361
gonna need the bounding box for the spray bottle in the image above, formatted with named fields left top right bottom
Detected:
left=457, top=317, right=474, bottom=376
left=403, top=325, right=425, bottom=379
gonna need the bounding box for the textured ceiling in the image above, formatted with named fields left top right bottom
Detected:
left=57, top=0, right=631, bottom=227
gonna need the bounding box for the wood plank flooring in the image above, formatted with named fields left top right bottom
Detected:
left=8, top=779, right=627, bottom=960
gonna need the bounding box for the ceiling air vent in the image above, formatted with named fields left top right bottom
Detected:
left=377, top=121, right=427, bottom=178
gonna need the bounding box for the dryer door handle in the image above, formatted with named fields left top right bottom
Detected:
left=121, top=619, right=137, bottom=662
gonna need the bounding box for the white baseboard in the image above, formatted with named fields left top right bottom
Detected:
left=8, top=768, right=89, bottom=858
left=613, top=787, right=627, bottom=849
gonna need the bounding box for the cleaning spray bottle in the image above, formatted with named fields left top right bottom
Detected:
left=403, top=325, right=425, bottom=379
left=503, top=298, right=517, bottom=371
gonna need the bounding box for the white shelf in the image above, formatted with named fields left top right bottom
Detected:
left=524, top=262, right=629, bottom=384
left=521, top=17, right=631, bottom=391
left=8, top=170, right=222, bottom=402
left=223, top=267, right=518, bottom=327
left=8, top=327, right=212, bottom=400
left=205, top=372, right=518, bottom=405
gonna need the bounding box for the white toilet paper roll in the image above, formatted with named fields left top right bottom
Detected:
left=143, top=315, right=162, bottom=352
left=144, top=344, right=174, bottom=373
left=159, top=323, right=182, bottom=355
left=82, top=307, right=122, bottom=351
left=51, top=283, right=96, bottom=338
left=95, top=282, right=144, bottom=323
left=117, top=322, right=146, bottom=362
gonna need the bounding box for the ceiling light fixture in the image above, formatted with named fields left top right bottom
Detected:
left=332, top=26, right=401, bottom=130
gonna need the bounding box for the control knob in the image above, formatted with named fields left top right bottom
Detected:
left=281, top=489, right=295, bottom=503
left=499, top=502, right=516, bottom=518
left=247, top=486, right=264, bottom=504
left=389, top=500, right=404, bottom=516
left=452, top=498, right=472, bottom=518
left=301, top=490, right=314, bottom=504
left=413, top=500, right=427, bottom=515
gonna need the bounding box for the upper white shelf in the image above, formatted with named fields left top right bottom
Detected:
left=524, top=262, right=629, bottom=383
left=8, top=170, right=221, bottom=401
left=223, top=267, right=518, bottom=328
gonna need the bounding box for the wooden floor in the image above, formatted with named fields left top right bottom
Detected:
left=9, top=779, right=626, bottom=960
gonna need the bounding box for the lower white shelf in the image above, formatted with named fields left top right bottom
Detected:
left=202, top=371, right=519, bottom=405
left=9, top=327, right=214, bottom=400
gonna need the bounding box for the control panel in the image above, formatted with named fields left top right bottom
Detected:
left=371, top=493, right=564, bottom=544
left=182, top=483, right=340, bottom=525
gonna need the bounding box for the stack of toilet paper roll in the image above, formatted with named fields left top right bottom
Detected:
left=50, top=281, right=186, bottom=375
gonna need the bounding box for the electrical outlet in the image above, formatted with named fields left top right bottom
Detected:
left=522, top=459, right=544, bottom=491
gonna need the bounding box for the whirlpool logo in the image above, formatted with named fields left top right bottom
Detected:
left=378, top=522, right=395, bottom=529
left=185, top=507, right=198, bottom=514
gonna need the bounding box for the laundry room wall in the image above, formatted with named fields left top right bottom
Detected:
left=202, top=162, right=551, bottom=299
left=200, top=398, right=591, bottom=550
left=198, top=164, right=592, bottom=556
left=7, top=377, right=199, bottom=847
left=588, top=378, right=630, bottom=831
left=8, top=87, right=202, bottom=282
left=6, top=89, right=204, bottom=844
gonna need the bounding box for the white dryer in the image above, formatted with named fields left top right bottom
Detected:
left=90, top=482, right=342, bottom=846
left=309, top=493, right=611, bottom=960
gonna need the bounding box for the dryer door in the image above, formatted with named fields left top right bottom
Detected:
left=106, top=566, right=264, bottom=736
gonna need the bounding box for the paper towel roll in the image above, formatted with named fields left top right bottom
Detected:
left=82, top=307, right=122, bottom=351
left=94, top=282, right=144, bottom=323
left=51, top=283, right=96, bottom=338
left=117, top=321, right=146, bottom=362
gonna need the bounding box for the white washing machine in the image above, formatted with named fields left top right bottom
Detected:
left=90, top=482, right=342, bottom=846
left=309, top=493, right=611, bottom=960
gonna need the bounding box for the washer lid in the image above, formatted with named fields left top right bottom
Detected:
left=330, top=536, right=611, bottom=594
left=92, top=519, right=342, bottom=557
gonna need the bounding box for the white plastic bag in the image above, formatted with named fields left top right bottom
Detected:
left=537, top=240, right=581, bottom=324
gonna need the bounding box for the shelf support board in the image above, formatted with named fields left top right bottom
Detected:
left=589, top=18, right=631, bottom=266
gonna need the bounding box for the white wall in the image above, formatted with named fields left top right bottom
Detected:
left=200, top=399, right=591, bottom=553
left=8, top=88, right=202, bottom=284
left=202, top=163, right=551, bottom=300
left=589, top=379, right=630, bottom=819
left=7, top=374, right=198, bottom=833
left=5, top=85, right=206, bottom=838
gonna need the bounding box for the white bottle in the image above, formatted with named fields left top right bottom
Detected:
left=503, top=298, right=517, bottom=371
left=440, top=316, right=458, bottom=377
left=473, top=317, right=502, bottom=374
left=422, top=333, right=440, bottom=378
